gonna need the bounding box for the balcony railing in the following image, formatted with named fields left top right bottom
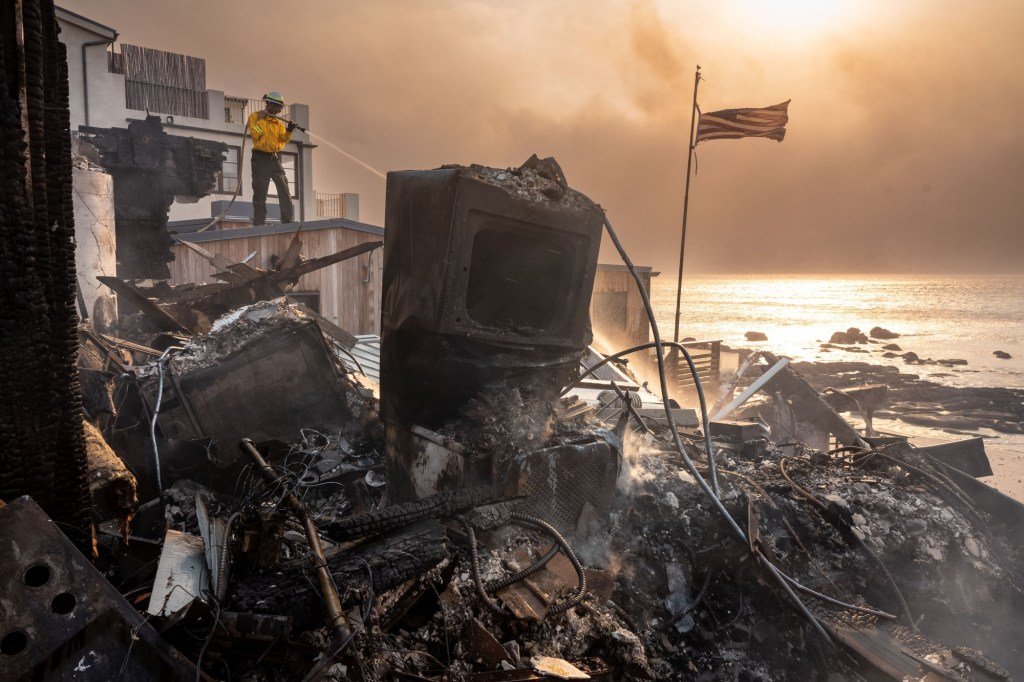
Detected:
left=315, top=192, right=348, bottom=219
left=659, top=340, right=722, bottom=394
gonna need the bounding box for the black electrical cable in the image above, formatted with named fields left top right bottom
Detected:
left=461, top=512, right=587, bottom=616
left=601, top=213, right=832, bottom=643
left=777, top=571, right=897, bottom=619
left=486, top=541, right=559, bottom=593
left=511, top=512, right=588, bottom=615
left=460, top=516, right=507, bottom=616
left=601, top=216, right=733, bottom=524
left=757, top=553, right=832, bottom=641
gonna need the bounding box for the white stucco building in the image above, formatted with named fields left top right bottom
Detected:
left=56, top=6, right=358, bottom=225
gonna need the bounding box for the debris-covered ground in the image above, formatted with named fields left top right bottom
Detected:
left=48, top=298, right=1024, bottom=681
left=3, top=39, right=1023, bottom=677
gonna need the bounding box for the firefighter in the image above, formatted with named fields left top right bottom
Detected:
left=247, top=91, right=296, bottom=226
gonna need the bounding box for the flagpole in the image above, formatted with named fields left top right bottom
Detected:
left=673, top=65, right=701, bottom=343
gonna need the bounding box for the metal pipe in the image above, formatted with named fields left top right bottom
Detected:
left=150, top=347, right=180, bottom=509
left=297, top=143, right=305, bottom=223
left=81, top=32, right=118, bottom=127
left=239, top=438, right=350, bottom=643
left=672, top=65, right=701, bottom=344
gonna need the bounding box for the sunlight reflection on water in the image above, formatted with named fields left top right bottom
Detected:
left=648, top=274, right=1024, bottom=389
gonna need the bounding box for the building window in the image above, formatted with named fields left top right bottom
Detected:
left=268, top=151, right=298, bottom=199
left=215, top=146, right=241, bottom=194
left=224, top=97, right=246, bottom=124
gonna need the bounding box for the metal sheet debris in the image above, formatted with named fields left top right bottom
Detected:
left=147, top=529, right=210, bottom=617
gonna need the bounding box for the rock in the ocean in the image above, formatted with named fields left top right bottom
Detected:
left=993, top=350, right=1012, bottom=359
left=828, top=327, right=869, bottom=344
left=901, top=412, right=981, bottom=430
left=882, top=343, right=902, bottom=351
left=901, top=351, right=920, bottom=363
left=937, top=358, right=968, bottom=366
left=745, top=331, right=768, bottom=342
left=882, top=352, right=899, bottom=358
left=869, top=326, right=900, bottom=339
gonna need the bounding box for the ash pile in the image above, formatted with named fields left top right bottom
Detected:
left=7, top=157, right=1024, bottom=682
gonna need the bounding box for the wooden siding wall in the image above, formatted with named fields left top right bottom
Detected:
left=169, top=226, right=382, bottom=334
left=590, top=268, right=652, bottom=351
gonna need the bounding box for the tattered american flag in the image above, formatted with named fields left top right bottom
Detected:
left=696, top=100, right=790, bottom=143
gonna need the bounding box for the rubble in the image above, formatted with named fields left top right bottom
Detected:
left=97, top=229, right=382, bottom=336
left=3, top=26, right=1023, bottom=676
left=35, top=164, right=1024, bottom=680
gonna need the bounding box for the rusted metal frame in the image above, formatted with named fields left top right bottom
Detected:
left=239, top=439, right=350, bottom=645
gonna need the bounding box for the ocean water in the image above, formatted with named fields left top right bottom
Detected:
left=649, top=274, right=1024, bottom=390
left=641, top=274, right=1024, bottom=497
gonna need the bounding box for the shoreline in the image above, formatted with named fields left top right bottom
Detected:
left=722, top=351, right=1024, bottom=502
left=786, top=358, right=1024, bottom=438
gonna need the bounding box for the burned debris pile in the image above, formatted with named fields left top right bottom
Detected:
left=41, top=281, right=1024, bottom=680
left=3, top=40, right=1024, bottom=677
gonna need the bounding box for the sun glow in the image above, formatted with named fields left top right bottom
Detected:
left=731, top=0, right=855, bottom=38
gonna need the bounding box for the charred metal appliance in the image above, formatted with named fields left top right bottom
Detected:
left=381, top=159, right=605, bottom=500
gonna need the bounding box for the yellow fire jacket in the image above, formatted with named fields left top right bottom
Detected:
left=247, top=111, right=292, bottom=153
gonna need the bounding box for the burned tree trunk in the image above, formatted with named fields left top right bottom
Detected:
left=0, top=0, right=90, bottom=546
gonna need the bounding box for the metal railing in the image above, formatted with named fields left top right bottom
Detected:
left=315, top=192, right=347, bottom=219
left=660, top=340, right=722, bottom=394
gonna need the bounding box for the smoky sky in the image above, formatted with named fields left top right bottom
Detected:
left=61, top=0, right=1024, bottom=274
